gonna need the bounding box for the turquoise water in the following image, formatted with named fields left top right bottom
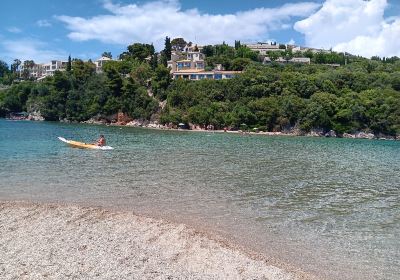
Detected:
left=1, top=119, right=399, bottom=279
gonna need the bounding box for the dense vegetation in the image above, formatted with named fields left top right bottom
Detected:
left=1, top=38, right=400, bottom=136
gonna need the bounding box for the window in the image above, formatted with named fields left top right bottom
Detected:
left=214, top=74, right=222, bottom=80
left=190, top=74, right=197, bottom=80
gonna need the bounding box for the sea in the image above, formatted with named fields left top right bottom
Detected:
left=0, top=119, right=399, bottom=280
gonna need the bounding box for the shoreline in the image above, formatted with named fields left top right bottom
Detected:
left=0, top=200, right=316, bottom=280
left=3, top=117, right=398, bottom=140
left=110, top=123, right=399, bottom=141
left=65, top=118, right=400, bottom=141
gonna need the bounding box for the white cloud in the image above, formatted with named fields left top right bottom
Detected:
left=56, top=0, right=320, bottom=49
left=294, top=0, right=400, bottom=57
left=37, top=19, right=52, bottom=27
left=7, top=27, right=22, bottom=33
left=1, top=38, right=67, bottom=63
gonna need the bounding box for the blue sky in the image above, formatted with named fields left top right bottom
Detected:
left=1, top=0, right=400, bottom=64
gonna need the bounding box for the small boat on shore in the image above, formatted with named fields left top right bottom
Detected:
left=58, top=137, right=113, bottom=150
left=6, top=112, right=29, bottom=121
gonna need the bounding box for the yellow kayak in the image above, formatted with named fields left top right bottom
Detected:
left=58, top=137, right=113, bottom=150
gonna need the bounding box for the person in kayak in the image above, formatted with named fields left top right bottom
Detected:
left=96, top=135, right=106, bottom=146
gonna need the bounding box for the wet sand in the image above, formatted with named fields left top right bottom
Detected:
left=0, top=201, right=315, bottom=280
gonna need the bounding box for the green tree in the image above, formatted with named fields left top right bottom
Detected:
left=234, top=40, right=241, bottom=50
left=235, top=46, right=258, bottom=61
left=202, top=45, right=215, bottom=57
left=0, top=60, right=9, bottom=78
left=162, top=36, right=172, bottom=66
left=66, top=55, right=72, bottom=72
left=231, top=58, right=252, bottom=71
left=150, top=53, right=158, bottom=70
left=120, top=43, right=155, bottom=61
left=171, top=37, right=187, bottom=51
left=301, top=92, right=338, bottom=131
left=104, top=65, right=123, bottom=97
left=21, top=60, right=35, bottom=80
left=152, top=65, right=171, bottom=100
left=72, top=59, right=96, bottom=85
left=11, top=59, right=21, bottom=73
left=101, top=52, right=112, bottom=59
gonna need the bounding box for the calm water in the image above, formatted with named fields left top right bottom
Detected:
left=1, top=119, right=399, bottom=280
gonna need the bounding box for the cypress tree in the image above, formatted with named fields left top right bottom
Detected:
left=235, top=40, right=241, bottom=50
left=164, top=36, right=172, bottom=61
left=151, top=53, right=158, bottom=70
left=66, top=55, right=72, bottom=72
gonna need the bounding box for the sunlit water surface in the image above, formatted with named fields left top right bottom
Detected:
left=1, top=119, right=399, bottom=280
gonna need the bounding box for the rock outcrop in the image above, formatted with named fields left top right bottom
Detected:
left=27, top=111, right=44, bottom=121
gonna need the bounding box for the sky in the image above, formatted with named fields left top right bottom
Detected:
left=1, top=0, right=400, bottom=64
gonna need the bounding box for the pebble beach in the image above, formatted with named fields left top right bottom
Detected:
left=0, top=201, right=312, bottom=280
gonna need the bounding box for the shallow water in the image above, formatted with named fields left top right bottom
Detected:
left=1, top=119, right=399, bottom=279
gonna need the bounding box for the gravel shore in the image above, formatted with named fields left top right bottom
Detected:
left=0, top=201, right=314, bottom=280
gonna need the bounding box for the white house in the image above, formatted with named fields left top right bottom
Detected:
left=42, top=60, right=67, bottom=76
left=19, top=60, right=67, bottom=79
left=244, top=42, right=281, bottom=55
left=168, top=51, right=205, bottom=72
left=263, top=57, right=311, bottom=65
left=94, top=56, right=113, bottom=73
left=173, top=70, right=241, bottom=81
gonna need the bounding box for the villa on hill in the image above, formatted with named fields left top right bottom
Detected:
left=245, top=42, right=333, bottom=55
left=17, top=57, right=112, bottom=80
left=167, top=44, right=241, bottom=81
left=263, top=57, right=311, bottom=64
left=244, top=42, right=282, bottom=55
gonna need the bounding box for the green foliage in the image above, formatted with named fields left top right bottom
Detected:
left=152, top=65, right=171, bottom=100
left=235, top=46, right=258, bottom=61
left=11, top=59, right=21, bottom=73
left=120, top=43, right=155, bottom=61
left=1, top=61, right=160, bottom=121
left=72, top=60, right=96, bottom=85
left=101, top=52, right=112, bottom=59
left=234, top=40, right=241, bottom=50
left=66, top=55, right=72, bottom=72
left=150, top=53, right=158, bottom=70
left=159, top=62, right=400, bottom=135
left=0, top=60, right=9, bottom=79
left=171, top=38, right=187, bottom=51
left=231, top=58, right=253, bottom=71
left=314, top=51, right=345, bottom=65
left=202, top=45, right=215, bottom=57
left=164, top=37, right=172, bottom=62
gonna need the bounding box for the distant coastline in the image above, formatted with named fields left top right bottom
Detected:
left=2, top=117, right=398, bottom=141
